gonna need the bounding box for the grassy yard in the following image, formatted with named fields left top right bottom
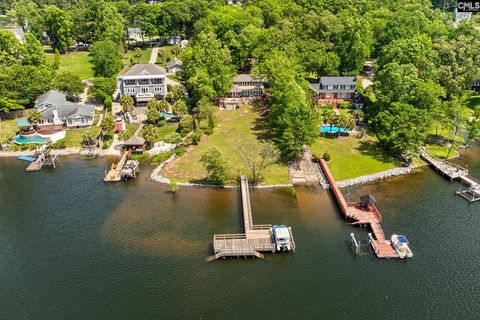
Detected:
left=126, top=123, right=140, bottom=137
left=140, top=123, right=178, bottom=141
left=155, top=45, right=179, bottom=67
left=426, top=144, right=458, bottom=159
left=46, top=51, right=94, bottom=80
left=162, top=106, right=289, bottom=185
left=0, top=118, right=19, bottom=143
left=63, top=127, right=100, bottom=148
left=310, top=133, right=398, bottom=181
left=125, top=48, right=153, bottom=66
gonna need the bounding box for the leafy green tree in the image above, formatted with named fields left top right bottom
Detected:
left=52, top=49, right=61, bottom=70
left=53, top=70, right=84, bottom=97
left=89, top=40, right=122, bottom=77
left=0, top=98, right=23, bottom=112
left=177, top=114, right=194, bottom=135
left=200, top=147, right=230, bottom=185
left=44, top=5, right=73, bottom=53
left=147, top=106, right=161, bottom=126
left=0, top=30, right=22, bottom=63
left=92, top=2, right=125, bottom=45
left=169, top=180, right=179, bottom=193
left=147, top=97, right=159, bottom=111
left=100, top=114, right=115, bottom=137
left=171, top=44, right=181, bottom=56
left=142, top=124, right=157, bottom=148
left=374, top=102, right=431, bottom=157
left=134, top=47, right=143, bottom=64
left=88, top=77, right=116, bottom=102
left=27, top=109, right=43, bottom=129
left=21, top=33, right=47, bottom=66
left=10, top=0, right=43, bottom=39
left=158, top=100, right=169, bottom=112
left=172, top=99, right=188, bottom=116
left=239, top=141, right=279, bottom=185
left=120, top=95, right=134, bottom=113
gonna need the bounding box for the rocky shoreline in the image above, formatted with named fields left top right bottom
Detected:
left=336, top=166, right=413, bottom=188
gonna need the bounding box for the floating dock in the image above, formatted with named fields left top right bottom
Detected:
left=319, top=159, right=400, bottom=259
left=212, top=176, right=295, bottom=259
left=420, top=149, right=480, bottom=202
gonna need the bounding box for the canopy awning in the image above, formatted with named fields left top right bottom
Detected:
left=16, top=117, right=30, bottom=127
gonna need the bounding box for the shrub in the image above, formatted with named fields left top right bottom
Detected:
left=203, top=127, right=213, bottom=135
left=102, top=141, right=109, bottom=149
left=50, top=139, right=66, bottom=149
left=191, top=130, right=202, bottom=145
left=150, top=150, right=175, bottom=165
left=323, top=151, right=331, bottom=161
left=164, top=132, right=182, bottom=144
left=130, top=153, right=148, bottom=160
left=338, top=101, right=352, bottom=109
left=104, top=96, right=112, bottom=111
left=175, top=146, right=186, bottom=156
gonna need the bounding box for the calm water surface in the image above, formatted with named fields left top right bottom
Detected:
left=0, top=145, right=479, bottom=319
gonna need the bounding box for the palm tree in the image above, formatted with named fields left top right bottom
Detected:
left=170, top=44, right=181, bottom=57
left=134, top=48, right=143, bottom=64
left=81, top=131, right=96, bottom=147
left=142, top=124, right=156, bottom=148
left=157, top=48, right=166, bottom=63
left=173, top=100, right=188, bottom=116
left=119, top=95, right=134, bottom=113
left=158, top=100, right=169, bottom=112
left=27, top=109, right=43, bottom=131
left=100, top=114, right=115, bottom=140
left=351, top=108, right=364, bottom=123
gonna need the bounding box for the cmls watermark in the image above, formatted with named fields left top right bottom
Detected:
left=457, top=1, right=480, bottom=12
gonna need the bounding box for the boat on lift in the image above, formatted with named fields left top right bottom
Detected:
left=272, top=225, right=294, bottom=252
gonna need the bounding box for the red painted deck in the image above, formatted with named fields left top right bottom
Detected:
left=319, top=159, right=399, bottom=259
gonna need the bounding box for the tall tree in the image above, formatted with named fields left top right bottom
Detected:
left=53, top=70, right=84, bottom=97
left=89, top=40, right=122, bottom=77
left=44, top=5, right=73, bottom=53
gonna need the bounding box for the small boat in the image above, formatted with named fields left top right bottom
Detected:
left=272, top=225, right=293, bottom=252
left=121, top=160, right=140, bottom=180
left=391, top=234, right=413, bottom=259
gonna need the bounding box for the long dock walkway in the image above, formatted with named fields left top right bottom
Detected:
left=104, top=150, right=131, bottom=182
left=213, top=176, right=294, bottom=259
left=319, top=159, right=399, bottom=258
left=420, top=149, right=480, bottom=202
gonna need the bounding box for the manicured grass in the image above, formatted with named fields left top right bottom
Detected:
left=126, top=123, right=140, bottom=137
left=162, top=106, right=289, bottom=185
left=125, top=48, right=153, bottom=66
left=310, top=133, right=398, bottom=180
left=63, top=127, right=100, bottom=148
left=155, top=45, right=179, bottom=67
left=0, top=118, right=19, bottom=143
left=426, top=144, right=458, bottom=159
left=46, top=51, right=94, bottom=80
left=141, top=123, right=178, bottom=141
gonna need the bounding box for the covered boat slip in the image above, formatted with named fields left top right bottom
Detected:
left=212, top=176, right=295, bottom=260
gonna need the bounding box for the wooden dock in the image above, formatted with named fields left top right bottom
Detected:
left=26, top=148, right=58, bottom=172
left=104, top=150, right=131, bottom=182
left=420, top=149, right=480, bottom=202
left=319, top=159, right=399, bottom=259
left=212, top=176, right=295, bottom=259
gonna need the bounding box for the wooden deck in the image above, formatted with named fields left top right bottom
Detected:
left=319, top=159, right=399, bottom=259
left=26, top=149, right=58, bottom=172
left=212, top=176, right=277, bottom=259
left=104, top=150, right=131, bottom=182
left=421, top=149, right=480, bottom=202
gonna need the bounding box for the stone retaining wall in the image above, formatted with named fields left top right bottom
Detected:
left=336, top=167, right=412, bottom=188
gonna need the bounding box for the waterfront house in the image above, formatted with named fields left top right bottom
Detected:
left=3, top=27, right=25, bottom=43
left=118, top=64, right=168, bottom=107
left=222, top=74, right=267, bottom=110
left=472, top=81, right=480, bottom=93
left=34, top=90, right=95, bottom=128
left=166, top=57, right=183, bottom=74
left=309, top=76, right=357, bottom=106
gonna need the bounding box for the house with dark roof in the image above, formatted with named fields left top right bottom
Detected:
left=166, top=57, right=183, bottom=74
left=472, top=81, right=480, bottom=93
left=222, top=74, right=267, bottom=110
left=34, top=90, right=95, bottom=128
left=309, top=76, right=357, bottom=106
left=118, top=64, right=168, bottom=106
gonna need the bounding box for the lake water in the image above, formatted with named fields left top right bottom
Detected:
left=0, top=145, right=479, bottom=319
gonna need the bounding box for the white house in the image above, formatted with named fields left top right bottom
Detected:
left=166, top=57, right=183, bottom=74
left=34, top=90, right=95, bottom=128
left=222, top=74, right=267, bottom=110
left=118, top=64, right=168, bottom=106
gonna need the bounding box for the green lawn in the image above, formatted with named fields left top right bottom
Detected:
left=310, top=133, right=398, bottom=180
left=140, top=123, right=178, bottom=141
left=126, top=123, right=140, bottom=137
left=426, top=144, right=458, bottom=159
left=0, top=118, right=19, bottom=143
left=125, top=48, right=153, bottom=66
left=155, top=45, right=179, bottom=67
left=63, top=127, right=100, bottom=148
left=162, top=106, right=289, bottom=185
left=46, top=51, right=94, bottom=80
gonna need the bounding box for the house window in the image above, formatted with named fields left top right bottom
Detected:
left=154, top=86, right=162, bottom=92
left=125, top=79, right=136, bottom=85
left=141, top=87, right=149, bottom=93
left=127, top=87, right=135, bottom=94
left=151, top=78, right=163, bottom=84
left=138, top=79, right=150, bottom=85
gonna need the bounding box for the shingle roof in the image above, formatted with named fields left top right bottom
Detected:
left=123, top=64, right=166, bottom=76
left=233, top=74, right=267, bottom=83
left=320, top=76, right=356, bottom=86
left=34, top=90, right=94, bottom=121
left=35, top=90, right=66, bottom=107
left=124, top=136, right=146, bottom=146
left=166, top=57, right=183, bottom=68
